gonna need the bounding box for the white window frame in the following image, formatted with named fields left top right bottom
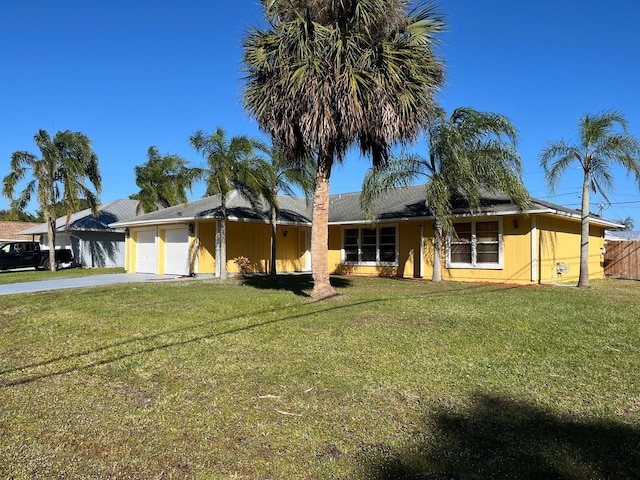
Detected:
left=342, top=224, right=398, bottom=266
left=446, top=219, right=503, bottom=270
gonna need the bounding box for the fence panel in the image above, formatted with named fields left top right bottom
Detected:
left=604, top=240, right=640, bottom=280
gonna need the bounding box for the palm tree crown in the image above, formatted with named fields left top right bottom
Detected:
left=362, top=107, right=529, bottom=281
left=243, top=0, right=445, bottom=300
left=190, top=127, right=273, bottom=280
left=540, top=109, right=640, bottom=288
left=2, top=129, right=102, bottom=270
left=131, top=146, right=196, bottom=214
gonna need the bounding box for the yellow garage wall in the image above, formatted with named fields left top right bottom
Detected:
left=197, top=222, right=216, bottom=274
left=442, top=216, right=533, bottom=284
left=537, top=215, right=605, bottom=283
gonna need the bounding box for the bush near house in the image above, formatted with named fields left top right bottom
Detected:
left=1, top=276, right=639, bottom=478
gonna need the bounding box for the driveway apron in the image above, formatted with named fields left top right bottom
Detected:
left=0, top=274, right=199, bottom=296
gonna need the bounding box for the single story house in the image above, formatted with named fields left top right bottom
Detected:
left=20, top=199, right=140, bottom=268
left=110, top=186, right=620, bottom=285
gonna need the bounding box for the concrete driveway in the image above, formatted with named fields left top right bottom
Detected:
left=0, top=273, right=210, bottom=296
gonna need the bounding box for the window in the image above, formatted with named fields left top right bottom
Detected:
left=447, top=220, right=502, bottom=269
left=342, top=225, right=397, bottom=265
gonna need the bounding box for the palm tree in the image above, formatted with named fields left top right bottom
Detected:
left=262, top=148, right=315, bottom=275
left=2, top=129, right=101, bottom=271
left=131, top=146, right=196, bottom=214
left=243, top=0, right=445, bottom=301
left=362, top=107, right=529, bottom=281
left=190, top=127, right=272, bottom=280
left=540, top=110, right=640, bottom=288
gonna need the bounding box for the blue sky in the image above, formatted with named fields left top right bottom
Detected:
left=2, top=0, right=640, bottom=226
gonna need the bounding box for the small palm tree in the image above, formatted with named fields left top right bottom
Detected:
left=190, top=127, right=272, bottom=280
left=540, top=110, right=640, bottom=288
left=2, top=129, right=101, bottom=271
left=243, top=0, right=445, bottom=301
left=262, top=148, right=315, bottom=275
left=362, top=107, right=529, bottom=281
left=131, top=146, right=196, bottom=213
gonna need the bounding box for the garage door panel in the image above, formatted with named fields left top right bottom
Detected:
left=164, top=228, right=190, bottom=275
left=136, top=230, right=156, bottom=274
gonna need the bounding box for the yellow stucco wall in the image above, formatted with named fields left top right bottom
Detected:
left=330, top=222, right=421, bottom=278
left=124, top=214, right=606, bottom=284
left=537, top=215, right=605, bottom=284
left=327, top=214, right=606, bottom=285
left=197, top=222, right=216, bottom=274
left=225, top=222, right=307, bottom=274
left=442, top=216, right=533, bottom=284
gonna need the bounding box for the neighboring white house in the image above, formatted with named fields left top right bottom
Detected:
left=19, top=199, right=140, bottom=268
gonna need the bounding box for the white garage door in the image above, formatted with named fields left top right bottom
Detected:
left=164, top=228, right=190, bottom=275
left=136, top=230, right=157, bottom=273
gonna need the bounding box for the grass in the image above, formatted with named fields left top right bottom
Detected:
left=0, top=275, right=639, bottom=479
left=0, top=267, right=125, bottom=285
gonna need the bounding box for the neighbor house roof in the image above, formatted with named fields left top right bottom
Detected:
left=109, top=185, right=622, bottom=229
left=605, top=230, right=640, bottom=241
left=19, top=199, right=140, bottom=235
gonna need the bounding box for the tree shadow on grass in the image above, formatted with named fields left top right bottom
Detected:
left=361, top=392, right=640, bottom=479
left=239, top=274, right=352, bottom=297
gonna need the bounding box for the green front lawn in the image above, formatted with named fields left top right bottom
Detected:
left=1, top=276, right=638, bottom=479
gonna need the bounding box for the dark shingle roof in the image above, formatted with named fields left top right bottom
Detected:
left=110, top=191, right=313, bottom=227
left=109, top=186, right=621, bottom=229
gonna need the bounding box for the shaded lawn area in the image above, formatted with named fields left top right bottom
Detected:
left=0, top=267, right=125, bottom=285
left=1, top=276, right=639, bottom=479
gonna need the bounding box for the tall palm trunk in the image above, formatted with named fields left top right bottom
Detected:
left=577, top=173, right=590, bottom=288
left=270, top=205, right=277, bottom=276
left=46, top=213, right=56, bottom=271
left=219, top=196, right=228, bottom=281
left=432, top=219, right=443, bottom=282
left=310, top=155, right=336, bottom=301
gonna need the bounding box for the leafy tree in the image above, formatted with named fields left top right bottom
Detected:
left=2, top=129, right=101, bottom=270
left=190, top=127, right=273, bottom=280
left=243, top=0, right=445, bottom=301
left=540, top=110, right=640, bottom=288
left=262, top=148, right=315, bottom=275
left=615, top=216, right=635, bottom=231
left=130, top=146, right=196, bottom=213
left=0, top=209, right=40, bottom=222
left=362, top=107, right=529, bottom=281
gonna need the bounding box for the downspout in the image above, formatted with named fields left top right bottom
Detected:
left=530, top=215, right=538, bottom=283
